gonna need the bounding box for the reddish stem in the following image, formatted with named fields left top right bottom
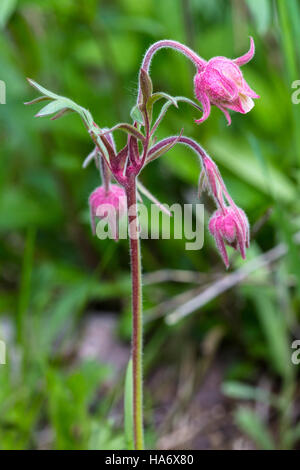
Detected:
left=126, top=173, right=144, bottom=450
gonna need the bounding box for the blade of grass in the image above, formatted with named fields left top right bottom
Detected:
left=17, top=227, right=35, bottom=343
left=124, top=358, right=134, bottom=450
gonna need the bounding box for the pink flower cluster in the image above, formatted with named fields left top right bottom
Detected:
left=28, top=36, right=259, bottom=267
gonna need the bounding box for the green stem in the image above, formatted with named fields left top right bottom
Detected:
left=126, top=174, right=144, bottom=450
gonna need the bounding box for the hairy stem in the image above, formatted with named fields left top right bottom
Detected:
left=126, top=174, right=144, bottom=450
left=147, top=135, right=208, bottom=164
left=137, top=40, right=206, bottom=104
left=100, top=156, right=111, bottom=194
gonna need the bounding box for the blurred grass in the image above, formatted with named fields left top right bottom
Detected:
left=0, top=0, right=299, bottom=450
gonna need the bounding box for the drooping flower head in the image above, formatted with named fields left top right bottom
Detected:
left=208, top=207, right=249, bottom=268
left=200, top=154, right=249, bottom=267
left=89, top=184, right=126, bottom=240
left=194, top=37, right=259, bottom=125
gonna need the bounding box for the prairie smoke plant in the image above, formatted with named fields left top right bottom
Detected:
left=26, top=37, right=259, bottom=450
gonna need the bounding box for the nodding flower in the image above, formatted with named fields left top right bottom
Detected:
left=89, top=184, right=126, bottom=240
left=208, top=206, right=249, bottom=268
left=200, top=154, right=249, bottom=267
left=194, top=37, right=259, bottom=125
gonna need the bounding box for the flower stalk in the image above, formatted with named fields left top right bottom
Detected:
left=126, top=173, right=144, bottom=450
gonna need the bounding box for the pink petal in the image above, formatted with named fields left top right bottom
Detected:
left=208, top=213, right=218, bottom=236
left=213, top=68, right=240, bottom=100
left=89, top=205, right=96, bottom=235
left=235, top=224, right=246, bottom=259
left=215, top=231, right=230, bottom=268
left=225, top=95, right=254, bottom=114
left=195, top=90, right=211, bottom=124
left=214, top=102, right=232, bottom=125
left=239, top=95, right=255, bottom=113
left=242, top=79, right=260, bottom=99
left=234, top=37, right=255, bottom=67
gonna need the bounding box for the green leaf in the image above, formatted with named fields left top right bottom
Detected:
left=24, top=96, right=51, bottom=106
left=285, top=421, right=300, bottom=448
left=173, top=96, right=202, bottom=113
left=151, top=96, right=202, bottom=135
left=222, top=381, right=274, bottom=405
left=245, top=0, right=271, bottom=34
left=101, top=123, right=145, bottom=143
left=0, top=0, right=17, bottom=29
left=51, top=108, right=75, bottom=121
left=35, top=99, right=70, bottom=117
left=139, top=68, right=153, bottom=106
left=147, top=131, right=183, bottom=163
left=124, top=358, right=134, bottom=450
left=208, top=137, right=296, bottom=203
left=27, top=78, right=62, bottom=101
left=27, top=78, right=94, bottom=128
left=250, top=288, right=292, bottom=380
left=147, top=91, right=178, bottom=109
left=130, top=105, right=144, bottom=125
left=234, top=407, right=275, bottom=450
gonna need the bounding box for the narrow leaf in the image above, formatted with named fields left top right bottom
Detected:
left=128, top=135, right=139, bottom=164
left=99, top=134, right=116, bottom=165
left=173, top=96, right=202, bottom=112
left=35, top=99, right=68, bottom=117
left=27, top=78, right=62, bottom=101
left=139, top=68, right=153, bottom=106
left=151, top=96, right=202, bottom=135
left=24, top=96, right=51, bottom=106
left=51, top=108, right=75, bottom=121
left=137, top=181, right=172, bottom=217
left=130, top=105, right=144, bottom=125
left=222, top=381, right=275, bottom=405
left=147, top=91, right=178, bottom=110
left=235, top=407, right=275, bottom=450
left=0, top=0, right=17, bottom=29
left=113, top=144, right=129, bottom=172
left=147, top=130, right=183, bottom=163
left=101, top=124, right=145, bottom=143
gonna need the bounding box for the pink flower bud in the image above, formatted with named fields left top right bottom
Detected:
left=89, top=184, right=126, bottom=239
left=208, top=206, right=249, bottom=268
left=194, top=37, right=259, bottom=125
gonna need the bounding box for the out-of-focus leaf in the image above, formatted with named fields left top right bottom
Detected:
left=89, top=421, right=125, bottom=450
left=47, top=361, right=109, bottom=450
left=247, top=288, right=292, bottom=380
left=245, top=0, right=271, bottom=34
left=234, top=407, right=275, bottom=450
left=222, top=381, right=275, bottom=405
left=208, top=137, right=296, bottom=203
left=0, top=0, right=17, bottom=29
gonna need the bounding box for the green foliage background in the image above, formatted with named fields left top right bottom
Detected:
left=0, top=0, right=299, bottom=450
